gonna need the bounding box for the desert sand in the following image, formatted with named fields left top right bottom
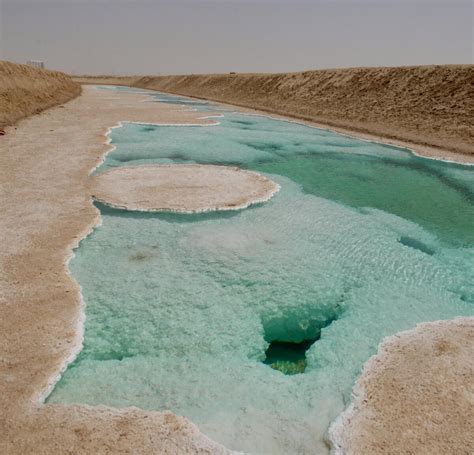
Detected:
left=76, top=65, right=474, bottom=161
left=0, top=60, right=80, bottom=128
left=92, top=164, right=279, bottom=213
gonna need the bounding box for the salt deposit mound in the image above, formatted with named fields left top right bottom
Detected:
left=92, top=164, right=279, bottom=212
left=131, top=65, right=473, bottom=157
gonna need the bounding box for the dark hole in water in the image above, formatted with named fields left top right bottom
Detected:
left=263, top=338, right=318, bottom=375
left=261, top=307, right=343, bottom=375
left=245, top=141, right=283, bottom=153
left=399, top=236, right=435, bottom=255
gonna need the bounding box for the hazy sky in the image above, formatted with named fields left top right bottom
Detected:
left=1, top=0, right=472, bottom=75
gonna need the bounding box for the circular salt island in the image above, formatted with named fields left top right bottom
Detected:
left=91, top=164, right=279, bottom=213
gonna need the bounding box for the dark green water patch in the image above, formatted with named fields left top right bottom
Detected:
left=114, top=153, right=163, bottom=163
left=261, top=307, right=342, bottom=375
left=399, top=236, right=435, bottom=255
left=231, top=119, right=255, bottom=126
left=166, top=152, right=191, bottom=161
left=251, top=153, right=474, bottom=246
left=141, top=126, right=157, bottom=132
left=242, top=141, right=285, bottom=154
left=93, top=201, right=244, bottom=223
left=263, top=338, right=317, bottom=375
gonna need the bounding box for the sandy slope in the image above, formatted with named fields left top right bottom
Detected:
left=74, top=75, right=141, bottom=87
left=77, top=65, right=473, bottom=159
left=0, top=60, right=80, bottom=128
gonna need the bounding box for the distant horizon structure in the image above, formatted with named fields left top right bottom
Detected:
left=27, top=60, right=44, bottom=69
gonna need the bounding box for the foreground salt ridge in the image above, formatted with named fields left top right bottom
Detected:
left=91, top=164, right=280, bottom=213
left=328, top=316, right=474, bottom=454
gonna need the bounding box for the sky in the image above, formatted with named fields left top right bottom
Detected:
left=0, top=0, right=472, bottom=75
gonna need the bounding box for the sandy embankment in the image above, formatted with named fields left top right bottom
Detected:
left=0, top=60, right=80, bottom=128
left=77, top=65, right=474, bottom=163
left=0, top=86, right=231, bottom=454
left=74, top=75, right=142, bottom=87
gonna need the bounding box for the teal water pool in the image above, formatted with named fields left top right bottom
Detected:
left=48, top=88, right=474, bottom=453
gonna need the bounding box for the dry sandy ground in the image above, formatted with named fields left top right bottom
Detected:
left=0, top=86, right=230, bottom=454
left=92, top=164, right=279, bottom=213
left=74, top=76, right=141, bottom=87
left=330, top=318, right=474, bottom=455
left=0, top=60, right=80, bottom=128
left=75, top=65, right=474, bottom=164
left=1, top=84, right=473, bottom=454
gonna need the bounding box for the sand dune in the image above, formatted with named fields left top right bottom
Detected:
left=77, top=65, right=473, bottom=159
left=0, top=60, right=80, bottom=128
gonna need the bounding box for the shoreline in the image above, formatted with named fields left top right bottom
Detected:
left=88, top=82, right=474, bottom=166
left=162, top=90, right=474, bottom=166
left=235, top=111, right=474, bottom=166
left=75, top=65, right=474, bottom=161
left=36, top=215, right=95, bottom=406
left=91, top=117, right=221, bottom=176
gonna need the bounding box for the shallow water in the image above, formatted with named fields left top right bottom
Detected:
left=48, top=88, right=474, bottom=454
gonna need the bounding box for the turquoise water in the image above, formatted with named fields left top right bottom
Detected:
left=48, top=88, right=474, bottom=453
